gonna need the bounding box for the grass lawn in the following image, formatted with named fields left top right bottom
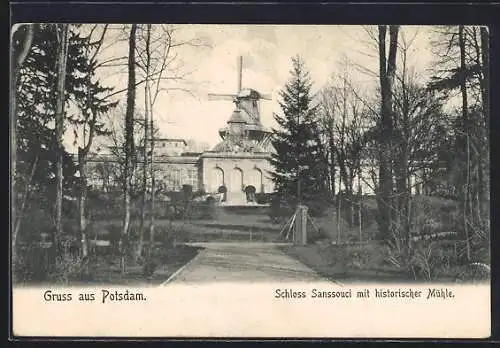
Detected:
left=280, top=239, right=490, bottom=284
left=90, top=205, right=283, bottom=244
left=278, top=242, right=413, bottom=283
left=78, top=244, right=203, bottom=286
left=277, top=241, right=483, bottom=283
left=14, top=243, right=203, bottom=287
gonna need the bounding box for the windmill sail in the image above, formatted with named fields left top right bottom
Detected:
left=237, top=55, right=243, bottom=93
left=208, top=93, right=237, bottom=101
left=208, top=55, right=273, bottom=129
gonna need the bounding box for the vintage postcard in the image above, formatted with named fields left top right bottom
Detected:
left=10, top=24, right=491, bottom=338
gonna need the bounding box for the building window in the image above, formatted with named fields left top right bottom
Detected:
left=173, top=168, right=181, bottom=189
left=186, top=169, right=197, bottom=187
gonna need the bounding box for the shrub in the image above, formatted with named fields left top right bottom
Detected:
left=307, top=227, right=329, bottom=244
left=410, top=195, right=459, bottom=236
left=189, top=200, right=217, bottom=220
left=142, top=258, right=159, bottom=277
left=255, top=192, right=271, bottom=204
left=454, top=262, right=490, bottom=283
left=304, top=198, right=329, bottom=217
left=193, top=188, right=206, bottom=198
left=13, top=243, right=51, bottom=283
left=46, top=238, right=88, bottom=284
left=408, top=243, right=438, bottom=280
left=106, top=224, right=124, bottom=249
left=156, top=223, right=188, bottom=247
left=182, top=184, right=193, bottom=198
left=269, top=195, right=294, bottom=223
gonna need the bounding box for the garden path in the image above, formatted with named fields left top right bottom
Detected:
left=162, top=242, right=324, bottom=284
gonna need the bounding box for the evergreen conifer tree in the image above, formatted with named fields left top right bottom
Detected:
left=270, top=56, right=327, bottom=211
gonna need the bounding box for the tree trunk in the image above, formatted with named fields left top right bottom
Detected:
left=11, top=24, right=34, bottom=265
left=328, top=123, right=336, bottom=197
left=121, top=24, right=137, bottom=273
left=400, top=46, right=412, bottom=253
left=137, top=25, right=152, bottom=261
left=77, top=87, right=98, bottom=261
left=336, top=173, right=342, bottom=245
left=459, top=25, right=472, bottom=261
left=148, top=115, right=156, bottom=257
left=377, top=25, right=398, bottom=242
left=14, top=153, right=39, bottom=241
left=357, top=165, right=362, bottom=242
left=54, top=24, right=70, bottom=253
left=479, top=27, right=490, bottom=218
left=78, top=151, right=89, bottom=259
left=136, top=103, right=148, bottom=260
left=348, top=170, right=355, bottom=226
left=401, top=148, right=410, bottom=251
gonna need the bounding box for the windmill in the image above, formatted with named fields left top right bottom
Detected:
left=208, top=56, right=272, bottom=125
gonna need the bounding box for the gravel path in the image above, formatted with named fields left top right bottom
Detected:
left=163, top=242, right=323, bottom=284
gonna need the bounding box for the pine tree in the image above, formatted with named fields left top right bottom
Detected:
left=270, top=56, right=327, bottom=211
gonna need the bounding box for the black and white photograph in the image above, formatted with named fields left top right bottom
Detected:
left=10, top=24, right=491, bottom=337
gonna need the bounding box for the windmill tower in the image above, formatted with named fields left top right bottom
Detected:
left=202, top=56, right=275, bottom=204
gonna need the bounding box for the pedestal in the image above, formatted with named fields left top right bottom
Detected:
left=294, top=204, right=308, bottom=246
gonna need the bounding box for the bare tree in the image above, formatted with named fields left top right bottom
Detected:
left=377, top=25, right=399, bottom=242
left=136, top=24, right=152, bottom=260
left=478, top=27, right=489, bottom=218
left=458, top=25, right=472, bottom=261
left=133, top=25, right=206, bottom=259
left=120, top=24, right=137, bottom=273
left=319, top=64, right=371, bottom=243
left=318, top=81, right=338, bottom=196
left=393, top=30, right=418, bottom=252
left=466, top=26, right=489, bottom=224
left=429, top=25, right=490, bottom=260
left=105, top=107, right=149, bottom=194
left=391, top=29, right=449, bottom=252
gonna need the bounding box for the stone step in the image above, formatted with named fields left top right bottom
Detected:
left=225, top=191, right=247, bottom=205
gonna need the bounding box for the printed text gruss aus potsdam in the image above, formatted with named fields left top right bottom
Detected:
left=42, top=289, right=147, bottom=303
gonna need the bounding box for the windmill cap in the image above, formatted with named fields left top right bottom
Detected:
left=237, top=88, right=262, bottom=99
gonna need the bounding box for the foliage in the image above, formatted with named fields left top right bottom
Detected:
left=270, top=55, right=329, bottom=209
left=268, top=193, right=294, bottom=224
left=15, top=24, right=90, bottom=204
left=255, top=192, right=271, bottom=205
left=47, top=247, right=88, bottom=284
left=13, top=243, right=52, bottom=283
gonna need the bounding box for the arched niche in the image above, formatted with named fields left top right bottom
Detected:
left=230, top=167, right=244, bottom=193
left=211, top=167, right=224, bottom=193
left=248, top=167, right=263, bottom=193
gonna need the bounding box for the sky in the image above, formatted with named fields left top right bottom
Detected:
left=64, top=25, right=436, bottom=153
